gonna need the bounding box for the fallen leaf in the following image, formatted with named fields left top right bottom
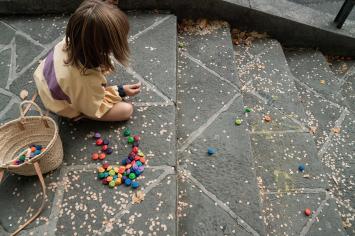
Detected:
left=309, top=126, right=317, bottom=134
left=320, top=80, right=325, bottom=84
left=197, top=18, right=208, bottom=29
left=342, top=220, right=352, bottom=229
left=19, top=90, right=29, bottom=100
left=331, top=127, right=341, bottom=134
left=264, top=115, right=272, bottom=122
left=132, top=190, right=145, bottom=204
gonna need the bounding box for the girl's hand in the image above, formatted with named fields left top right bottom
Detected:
left=123, top=83, right=141, bottom=97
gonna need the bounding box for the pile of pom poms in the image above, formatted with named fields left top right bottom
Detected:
left=95, top=128, right=146, bottom=189
left=92, top=132, right=114, bottom=161
left=13, top=145, right=46, bottom=165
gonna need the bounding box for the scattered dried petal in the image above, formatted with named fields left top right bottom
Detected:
left=19, top=90, right=29, bottom=100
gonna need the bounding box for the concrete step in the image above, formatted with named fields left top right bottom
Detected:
left=284, top=48, right=355, bottom=236
left=176, top=23, right=266, bottom=235
left=234, top=38, right=347, bottom=235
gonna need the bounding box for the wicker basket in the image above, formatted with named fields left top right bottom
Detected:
left=0, top=101, right=63, bottom=175
left=0, top=101, right=63, bottom=235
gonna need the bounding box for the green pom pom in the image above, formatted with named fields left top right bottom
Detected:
left=127, top=136, right=134, bottom=144
left=123, top=129, right=131, bottom=137
left=109, top=181, right=116, bottom=188
left=129, top=173, right=136, bottom=180
left=98, top=172, right=105, bottom=179
left=235, top=119, right=242, bottom=126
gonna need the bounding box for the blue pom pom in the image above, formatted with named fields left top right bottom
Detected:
left=298, top=164, right=305, bottom=172
left=136, top=161, right=142, bottom=167
left=125, top=179, right=132, bottom=186
left=131, top=181, right=139, bottom=189
left=207, top=147, right=216, bottom=156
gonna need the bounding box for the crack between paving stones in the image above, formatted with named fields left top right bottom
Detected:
left=299, top=191, right=331, bottom=236
left=6, top=34, right=63, bottom=90
left=339, top=64, right=355, bottom=84
left=0, top=42, right=11, bottom=54
left=246, top=90, right=309, bottom=132
left=318, top=108, right=349, bottom=158
left=124, top=66, right=174, bottom=105
left=0, top=88, right=20, bottom=100
left=0, top=97, right=20, bottom=121
left=18, top=164, right=104, bottom=235
left=264, top=188, right=326, bottom=195
left=250, top=129, right=307, bottom=134
left=132, top=102, right=175, bottom=107
left=6, top=38, right=16, bottom=90
left=181, top=51, right=240, bottom=91
left=15, top=30, right=45, bottom=49
left=178, top=93, right=241, bottom=153
left=98, top=167, right=175, bottom=235
left=184, top=171, right=260, bottom=236
left=292, top=76, right=345, bottom=110
left=128, top=15, right=171, bottom=43
left=335, top=64, right=355, bottom=98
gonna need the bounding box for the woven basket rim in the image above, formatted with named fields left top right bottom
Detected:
left=0, top=115, right=59, bottom=169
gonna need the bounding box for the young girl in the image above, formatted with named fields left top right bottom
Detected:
left=34, top=0, right=140, bottom=121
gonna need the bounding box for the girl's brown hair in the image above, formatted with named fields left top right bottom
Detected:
left=65, top=0, right=130, bottom=73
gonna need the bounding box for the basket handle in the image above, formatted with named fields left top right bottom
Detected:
left=19, top=101, right=44, bottom=118
left=18, top=101, right=49, bottom=128
left=9, top=162, right=47, bottom=236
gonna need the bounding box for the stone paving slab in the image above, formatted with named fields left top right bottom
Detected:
left=108, top=174, right=176, bottom=236
left=251, top=132, right=327, bottom=191
left=234, top=41, right=307, bottom=121
left=0, top=21, right=16, bottom=46
left=9, top=66, right=38, bottom=100
left=242, top=91, right=305, bottom=133
left=320, top=112, right=355, bottom=235
left=294, top=80, right=343, bottom=150
left=261, top=191, right=345, bottom=236
left=179, top=27, right=240, bottom=88
left=176, top=51, right=237, bottom=143
left=129, top=15, right=176, bottom=102
left=0, top=48, right=12, bottom=89
left=2, top=16, right=67, bottom=46
left=0, top=169, right=61, bottom=233
left=11, top=34, right=44, bottom=74
left=340, top=74, right=355, bottom=112
left=306, top=198, right=347, bottom=236
left=178, top=176, right=252, bottom=236
left=177, top=26, right=265, bottom=235
left=285, top=49, right=343, bottom=102
left=107, top=68, right=166, bottom=104
left=0, top=94, right=11, bottom=113
left=178, top=96, right=265, bottom=235
left=60, top=104, right=176, bottom=167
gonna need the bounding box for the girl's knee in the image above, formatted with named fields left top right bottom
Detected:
left=122, top=102, right=133, bottom=120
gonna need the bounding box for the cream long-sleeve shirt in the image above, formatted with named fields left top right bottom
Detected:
left=34, top=39, right=121, bottom=119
